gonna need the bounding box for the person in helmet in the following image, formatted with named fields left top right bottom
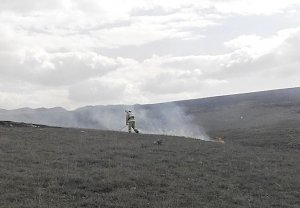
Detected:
left=125, top=110, right=139, bottom=133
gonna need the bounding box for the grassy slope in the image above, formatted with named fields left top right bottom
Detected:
left=0, top=123, right=299, bottom=208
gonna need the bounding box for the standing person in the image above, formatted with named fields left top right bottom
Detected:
left=125, top=110, right=139, bottom=133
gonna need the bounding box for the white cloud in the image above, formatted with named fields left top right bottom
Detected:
left=0, top=50, right=120, bottom=86
left=0, top=88, right=70, bottom=110
left=0, top=0, right=299, bottom=108
left=0, top=0, right=223, bottom=52
left=224, top=27, right=300, bottom=57
left=0, top=0, right=64, bottom=12
left=211, top=0, right=300, bottom=15
left=118, top=27, right=300, bottom=102
left=69, top=78, right=127, bottom=104
left=204, top=79, right=229, bottom=86
left=1, top=0, right=298, bottom=53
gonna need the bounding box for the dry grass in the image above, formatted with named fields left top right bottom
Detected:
left=0, top=123, right=299, bottom=208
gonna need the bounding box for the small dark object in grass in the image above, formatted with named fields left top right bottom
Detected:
left=153, top=139, right=163, bottom=145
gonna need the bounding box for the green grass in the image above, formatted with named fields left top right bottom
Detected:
left=0, top=124, right=299, bottom=208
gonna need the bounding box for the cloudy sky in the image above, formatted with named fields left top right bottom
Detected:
left=0, top=0, right=300, bottom=109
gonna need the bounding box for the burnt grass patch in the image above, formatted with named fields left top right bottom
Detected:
left=0, top=124, right=299, bottom=208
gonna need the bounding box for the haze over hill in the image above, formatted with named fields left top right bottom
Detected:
left=0, top=87, right=299, bottom=139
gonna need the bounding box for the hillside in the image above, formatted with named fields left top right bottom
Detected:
left=178, top=87, right=300, bottom=131
left=0, top=87, right=299, bottom=136
left=0, top=120, right=299, bottom=207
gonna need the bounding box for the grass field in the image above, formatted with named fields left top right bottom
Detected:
left=0, top=121, right=299, bottom=208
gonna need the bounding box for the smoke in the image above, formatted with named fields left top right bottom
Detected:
left=74, top=105, right=129, bottom=130
left=78, top=103, right=210, bottom=140
left=132, top=103, right=210, bottom=140
left=0, top=103, right=210, bottom=140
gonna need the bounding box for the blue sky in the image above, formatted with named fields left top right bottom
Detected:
left=0, top=0, right=299, bottom=109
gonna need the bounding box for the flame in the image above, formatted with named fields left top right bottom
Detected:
left=213, top=137, right=225, bottom=144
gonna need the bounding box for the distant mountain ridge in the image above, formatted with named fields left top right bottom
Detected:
left=0, top=87, right=299, bottom=132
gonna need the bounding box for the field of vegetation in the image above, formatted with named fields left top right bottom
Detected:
left=0, top=121, right=299, bottom=207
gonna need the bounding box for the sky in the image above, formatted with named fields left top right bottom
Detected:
left=0, top=0, right=300, bottom=110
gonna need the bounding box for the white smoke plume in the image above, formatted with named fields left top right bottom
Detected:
left=80, top=103, right=210, bottom=140
left=132, top=104, right=210, bottom=140
left=0, top=103, right=210, bottom=140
